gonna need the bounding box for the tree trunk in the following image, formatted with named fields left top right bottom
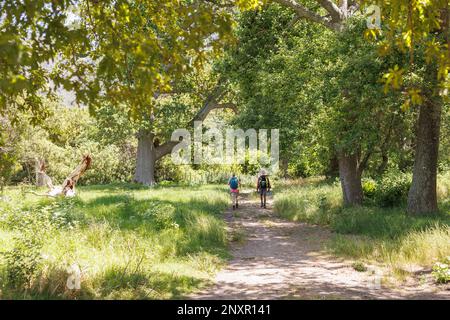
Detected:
left=338, top=151, right=363, bottom=205
left=134, top=130, right=156, bottom=185
left=377, top=152, right=389, bottom=176
left=326, top=154, right=340, bottom=178
left=407, top=97, right=441, bottom=215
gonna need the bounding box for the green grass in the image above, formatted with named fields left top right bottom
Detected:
left=274, top=174, right=450, bottom=277
left=0, top=184, right=230, bottom=299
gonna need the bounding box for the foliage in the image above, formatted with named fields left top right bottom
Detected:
left=368, top=0, right=450, bottom=106
left=0, top=0, right=260, bottom=122
left=432, top=256, right=450, bottom=283
left=1, top=205, right=52, bottom=289
left=352, top=261, right=367, bottom=272
left=6, top=102, right=136, bottom=186
left=3, top=231, right=44, bottom=290
left=363, top=171, right=412, bottom=207
left=0, top=184, right=230, bottom=299
left=274, top=176, right=450, bottom=276
left=221, top=5, right=325, bottom=172
left=141, top=202, right=178, bottom=230
left=0, top=109, right=28, bottom=189
left=223, top=5, right=418, bottom=180
left=362, top=179, right=378, bottom=199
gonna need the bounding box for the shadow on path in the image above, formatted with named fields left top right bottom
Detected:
left=189, top=190, right=450, bottom=300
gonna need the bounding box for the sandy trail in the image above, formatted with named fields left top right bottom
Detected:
left=190, top=191, right=450, bottom=300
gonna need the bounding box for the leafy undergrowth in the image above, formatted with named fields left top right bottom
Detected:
left=0, top=184, right=229, bottom=299
left=274, top=173, right=450, bottom=281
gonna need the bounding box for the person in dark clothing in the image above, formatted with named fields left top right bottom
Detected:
left=256, top=170, right=271, bottom=208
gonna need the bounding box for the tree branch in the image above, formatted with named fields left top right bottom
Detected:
left=189, top=85, right=236, bottom=125
left=339, top=0, right=348, bottom=18
left=273, top=0, right=342, bottom=31
left=357, top=150, right=372, bottom=176
left=155, top=85, right=238, bottom=160
left=155, top=140, right=178, bottom=160
left=316, top=0, right=342, bottom=21
left=190, top=101, right=237, bottom=124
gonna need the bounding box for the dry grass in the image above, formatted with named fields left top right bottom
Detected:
left=0, top=184, right=230, bottom=299
left=274, top=174, right=450, bottom=279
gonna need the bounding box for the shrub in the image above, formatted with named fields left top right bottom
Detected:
left=362, top=179, right=377, bottom=199
left=0, top=198, right=85, bottom=291
left=3, top=232, right=44, bottom=289
left=1, top=206, right=54, bottom=289
left=274, top=179, right=341, bottom=225
left=362, top=171, right=412, bottom=207
left=432, top=256, right=450, bottom=284
left=0, top=199, right=83, bottom=231
left=48, top=198, right=85, bottom=229
left=352, top=261, right=367, bottom=272
left=141, top=202, right=178, bottom=230
left=377, top=171, right=412, bottom=207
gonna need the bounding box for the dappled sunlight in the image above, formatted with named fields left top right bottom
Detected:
left=191, top=191, right=450, bottom=300
left=0, top=184, right=230, bottom=299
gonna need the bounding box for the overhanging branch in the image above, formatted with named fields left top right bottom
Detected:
left=155, top=85, right=238, bottom=160
left=317, top=0, right=343, bottom=21
left=273, top=0, right=342, bottom=31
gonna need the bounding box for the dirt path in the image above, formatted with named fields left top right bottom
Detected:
left=190, top=191, right=450, bottom=300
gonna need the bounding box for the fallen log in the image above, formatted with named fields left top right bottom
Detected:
left=28, top=155, right=91, bottom=197
left=59, top=154, right=91, bottom=196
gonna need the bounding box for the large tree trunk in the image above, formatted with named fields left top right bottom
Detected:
left=131, top=83, right=237, bottom=186
left=134, top=130, right=156, bottom=186
left=338, top=151, right=363, bottom=206
left=407, top=97, right=442, bottom=215
left=407, top=8, right=447, bottom=215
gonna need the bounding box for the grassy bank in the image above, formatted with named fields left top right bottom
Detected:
left=274, top=173, right=450, bottom=278
left=0, top=184, right=230, bottom=299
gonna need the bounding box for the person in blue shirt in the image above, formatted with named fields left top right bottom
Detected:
left=228, top=173, right=240, bottom=210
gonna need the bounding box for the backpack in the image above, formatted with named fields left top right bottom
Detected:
left=230, top=177, right=239, bottom=189
left=259, top=176, right=267, bottom=189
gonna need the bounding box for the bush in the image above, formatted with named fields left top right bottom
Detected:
left=0, top=198, right=83, bottom=231
left=3, top=231, right=44, bottom=289
left=362, top=171, right=412, bottom=207
left=274, top=178, right=341, bottom=225
left=1, top=206, right=54, bottom=289
left=81, top=143, right=135, bottom=185
left=141, top=202, right=178, bottom=230
left=362, top=179, right=377, bottom=199
left=0, top=198, right=85, bottom=291
left=375, top=171, right=412, bottom=207
left=432, top=256, right=450, bottom=284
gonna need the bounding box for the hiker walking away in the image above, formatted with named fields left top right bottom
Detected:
left=257, top=171, right=271, bottom=208
left=228, top=173, right=240, bottom=210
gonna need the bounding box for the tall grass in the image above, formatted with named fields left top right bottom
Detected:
left=274, top=178, right=342, bottom=225
left=0, top=184, right=230, bottom=299
left=274, top=175, right=450, bottom=275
